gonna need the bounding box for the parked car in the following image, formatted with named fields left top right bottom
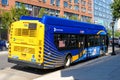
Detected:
left=0, top=40, right=8, bottom=51
left=109, top=37, right=119, bottom=45
left=118, top=37, right=120, bottom=47
left=5, top=41, right=9, bottom=49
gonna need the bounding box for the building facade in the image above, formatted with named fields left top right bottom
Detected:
left=94, top=0, right=113, bottom=29
left=0, top=0, right=93, bottom=22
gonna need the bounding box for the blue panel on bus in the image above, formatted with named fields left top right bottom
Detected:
left=87, top=46, right=100, bottom=57
left=20, top=16, right=42, bottom=22
left=41, top=16, right=107, bottom=31
left=20, top=15, right=107, bottom=34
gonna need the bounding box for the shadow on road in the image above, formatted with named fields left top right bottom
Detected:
left=11, top=65, right=63, bottom=75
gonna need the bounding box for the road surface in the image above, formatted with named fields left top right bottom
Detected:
left=0, top=47, right=119, bottom=80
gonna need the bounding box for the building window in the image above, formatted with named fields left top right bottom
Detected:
left=81, top=16, right=91, bottom=22
left=25, top=4, right=32, bottom=11
left=33, top=6, right=40, bottom=17
left=56, top=0, right=60, bottom=7
left=69, top=0, right=72, bottom=3
left=88, top=2, right=91, bottom=8
left=69, top=5, right=72, bottom=9
left=15, top=2, right=21, bottom=8
left=47, top=9, right=60, bottom=16
left=74, top=5, right=79, bottom=10
left=43, top=0, right=47, bottom=3
left=1, top=0, right=8, bottom=6
left=64, top=1, right=68, bottom=8
left=64, top=12, right=78, bottom=19
left=88, top=10, right=92, bottom=14
left=50, top=0, right=55, bottom=5
left=74, top=0, right=79, bottom=4
left=81, top=0, right=86, bottom=6
left=81, top=7, right=86, bottom=12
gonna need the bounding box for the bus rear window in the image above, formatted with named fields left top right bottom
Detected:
left=29, top=23, right=37, bottom=29
left=15, top=28, right=36, bottom=37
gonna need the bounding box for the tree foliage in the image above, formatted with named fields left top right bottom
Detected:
left=107, top=29, right=120, bottom=37
left=1, top=4, right=29, bottom=29
left=38, top=8, right=47, bottom=18
left=115, top=31, right=120, bottom=37
left=69, top=15, right=78, bottom=20
left=111, top=0, right=120, bottom=20
left=107, top=29, right=112, bottom=37
left=86, top=19, right=91, bottom=23
left=60, top=15, right=67, bottom=18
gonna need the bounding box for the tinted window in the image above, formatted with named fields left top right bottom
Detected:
left=54, top=34, right=85, bottom=50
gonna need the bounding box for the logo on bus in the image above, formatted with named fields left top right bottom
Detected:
left=54, top=28, right=63, bottom=32
left=80, top=30, right=84, bottom=34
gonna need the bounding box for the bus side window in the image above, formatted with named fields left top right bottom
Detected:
left=88, top=35, right=96, bottom=47
left=77, top=35, right=85, bottom=49
left=100, top=36, right=106, bottom=45
left=54, top=34, right=85, bottom=50
left=94, top=35, right=100, bottom=46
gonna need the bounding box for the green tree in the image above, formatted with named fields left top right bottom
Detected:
left=107, top=29, right=112, bottom=37
left=111, top=0, right=120, bottom=20
left=1, top=4, right=29, bottom=29
left=115, top=31, right=120, bottom=37
left=38, top=8, right=47, bottom=18
left=69, top=15, right=78, bottom=20
left=1, top=11, right=12, bottom=29
left=60, top=15, right=67, bottom=18
left=86, top=19, right=91, bottom=23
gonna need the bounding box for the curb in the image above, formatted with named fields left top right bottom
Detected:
left=33, top=70, right=74, bottom=80
left=0, top=51, right=8, bottom=55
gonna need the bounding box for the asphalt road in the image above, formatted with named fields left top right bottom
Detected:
left=0, top=51, right=59, bottom=80
left=0, top=46, right=120, bottom=80
left=0, top=51, right=15, bottom=70
left=61, top=53, right=120, bottom=80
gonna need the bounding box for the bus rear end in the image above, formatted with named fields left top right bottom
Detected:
left=8, top=20, right=45, bottom=68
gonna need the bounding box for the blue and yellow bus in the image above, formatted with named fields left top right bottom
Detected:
left=8, top=16, right=108, bottom=69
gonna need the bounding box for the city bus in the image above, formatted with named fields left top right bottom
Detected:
left=8, top=16, right=108, bottom=69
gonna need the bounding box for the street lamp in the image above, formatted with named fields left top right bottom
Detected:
left=110, top=20, right=116, bottom=55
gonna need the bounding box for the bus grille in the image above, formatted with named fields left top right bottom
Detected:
left=14, top=46, right=35, bottom=54
left=15, top=29, right=36, bottom=37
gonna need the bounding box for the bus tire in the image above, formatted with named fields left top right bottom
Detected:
left=64, top=55, right=71, bottom=68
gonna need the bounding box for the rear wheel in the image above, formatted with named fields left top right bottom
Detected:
left=64, top=55, right=71, bottom=68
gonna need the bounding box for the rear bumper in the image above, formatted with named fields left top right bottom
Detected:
left=8, top=58, right=44, bottom=69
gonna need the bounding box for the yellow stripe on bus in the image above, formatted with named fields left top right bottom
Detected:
left=72, top=50, right=86, bottom=62
left=97, top=30, right=105, bottom=35
left=72, top=55, right=79, bottom=62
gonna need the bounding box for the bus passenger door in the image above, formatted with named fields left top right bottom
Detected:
left=86, top=35, right=95, bottom=58
left=86, top=35, right=101, bottom=58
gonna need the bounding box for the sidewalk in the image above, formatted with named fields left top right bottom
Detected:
left=0, top=51, right=8, bottom=55
left=34, top=70, right=74, bottom=80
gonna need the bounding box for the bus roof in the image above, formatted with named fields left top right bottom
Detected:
left=20, top=16, right=107, bottom=32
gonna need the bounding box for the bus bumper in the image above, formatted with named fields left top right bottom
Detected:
left=8, top=58, right=44, bottom=69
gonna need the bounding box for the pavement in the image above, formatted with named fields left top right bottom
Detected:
left=0, top=51, right=8, bottom=55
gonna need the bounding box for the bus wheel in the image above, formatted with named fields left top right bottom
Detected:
left=64, top=55, right=71, bottom=68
